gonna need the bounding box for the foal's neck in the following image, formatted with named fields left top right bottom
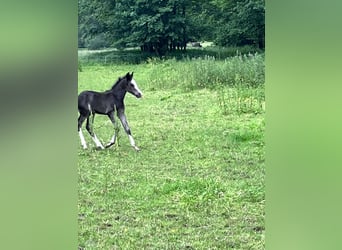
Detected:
left=110, top=80, right=127, bottom=100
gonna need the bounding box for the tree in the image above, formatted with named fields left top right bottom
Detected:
left=214, top=0, right=265, bottom=48
left=78, top=0, right=111, bottom=49
left=78, top=0, right=265, bottom=52
left=110, top=0, right=192, bottom=55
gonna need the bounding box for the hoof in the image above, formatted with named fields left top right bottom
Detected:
left=105, top=142, right=115, bottom=148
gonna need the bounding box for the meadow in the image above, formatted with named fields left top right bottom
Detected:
left=78, top=50, right=265, bottom=249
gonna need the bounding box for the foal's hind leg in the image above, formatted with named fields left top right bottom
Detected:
left=78, top=114, right=88, bottom=149
left=105, top=111, right=119, bottom=148
left=86, top=113, right=105, bottom=149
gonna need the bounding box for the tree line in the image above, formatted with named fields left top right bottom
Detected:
left=78, top=0, right=265, bottom=54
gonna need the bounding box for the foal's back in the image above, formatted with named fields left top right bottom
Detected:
left=78, top=90, right=116, bottom=115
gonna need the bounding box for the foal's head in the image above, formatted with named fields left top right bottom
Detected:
left=123, top=72, right=143, bottom=98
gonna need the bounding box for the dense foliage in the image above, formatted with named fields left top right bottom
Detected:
left=79, top=0, right=264, bottom=53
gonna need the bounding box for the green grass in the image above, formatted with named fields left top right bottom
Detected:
left=78, top=55, right=265, bottom=249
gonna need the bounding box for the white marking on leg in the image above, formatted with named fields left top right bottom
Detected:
left=79, top=129, right=87, bottom=149
left=129, top=135, right=139, bottom=151
left=106, top=134, right=116, bottom=148
left=91, top=133, right=104, bottom=149
left=109, top=134, right=116, bottom=144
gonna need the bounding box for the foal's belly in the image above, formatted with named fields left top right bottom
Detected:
left=93, top=107, right=114, bottom=115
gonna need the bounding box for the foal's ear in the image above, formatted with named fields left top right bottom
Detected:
left=126, top=72, right=132, bottom=81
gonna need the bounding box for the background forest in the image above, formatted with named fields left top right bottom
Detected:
left=78, top=0, right=265, bottom=54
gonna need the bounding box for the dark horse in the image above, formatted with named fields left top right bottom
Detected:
left=78, top=72, right=142, bottom=151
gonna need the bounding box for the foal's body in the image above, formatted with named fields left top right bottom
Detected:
left=78, top=72, right=142, bottom=150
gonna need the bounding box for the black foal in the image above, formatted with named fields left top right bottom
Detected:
left=78, top=72, right=143, bottom=151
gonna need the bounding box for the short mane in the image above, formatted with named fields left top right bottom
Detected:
left=111, top=77, right=123, bottom=90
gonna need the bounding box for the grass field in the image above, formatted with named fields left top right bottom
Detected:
left=78, top=53, right=265, bottom=249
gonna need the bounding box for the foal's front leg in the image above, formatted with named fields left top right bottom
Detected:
left=117, top=109, right=140, bottom=151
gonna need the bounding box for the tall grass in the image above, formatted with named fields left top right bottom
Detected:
left=217, top=85, right=265, bottom=115
left=144, top=53, right=265, bottom=115
left=144, top=53, right=264, bottom=89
